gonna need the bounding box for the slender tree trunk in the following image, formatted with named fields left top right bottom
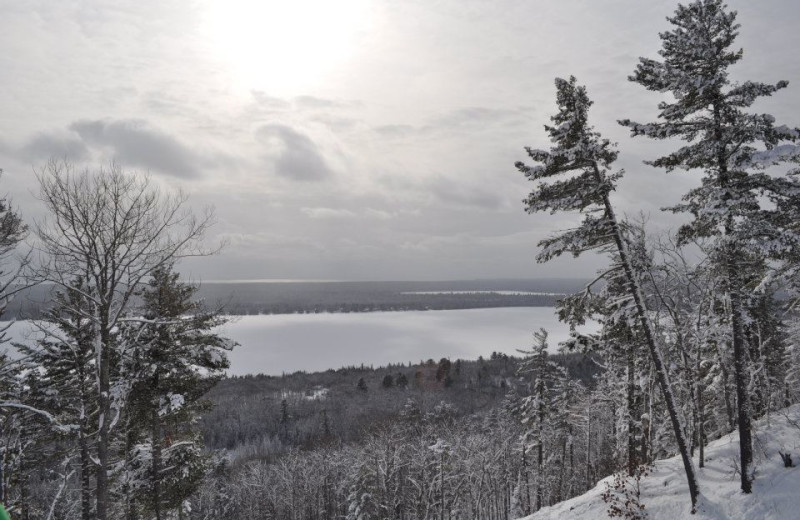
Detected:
left=77, top=355, right=94, bottom=520
left=125, top=428, right=138, bottom=520
left=535, top=441, right=543, bottom=511
left=536, top=393, right=545, bottom=511
left=586, top=409, right=593, bottom=491
left=627, top=346, right=638, bottom=476
left=96, top=317, right=110, bottom=520
left=568, top=436, right=574, bottom=497
left=152, top=374, right=163, bottom=520
left=557, top=436, right=567, bottom=502
left=716, top=342, right=736, bottom=429
left=80, top=419, right=93, bottom=520
left=521, top=445, right=531, bottom=515
left=16, top=456, right=29, bottom=520
left=712, top=93, right=753, bottom=493
left=696, top=345, right=706, bottom=468
left=0, top=451, right=4, bottom=505
left=440, top=452, right=445, bottom=520
left=593, top=163, right=700, bottom=510
left=728, top=258, right=753, bottom=492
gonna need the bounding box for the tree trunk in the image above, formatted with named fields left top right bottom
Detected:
left=728, top=259, right=753, bottom=493
left=0, top=443, right=5, bottom=505
left=521, top=445, right=531, bottom=516
left=153, top=393, right=163, bottom=520
left=593, top=163, right=700, bottom=511
left=535, top=441, right=543, bottom=511
left=96, top=318, right=110, bottom=520
left=586, top=413, right=592, bottom=491
left=712, top=93, right=753, bottom=494
left=627, top=346, right=638, bottom=476
left=80, top=419, right=93, bottom=520
left=125, top=428, right=138, bottom=520
left=696, top=345, right=706, bottom=469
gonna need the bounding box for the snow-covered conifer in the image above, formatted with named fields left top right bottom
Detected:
left=620, top=0, right=800, bottom=493
left=124, top=264, right=233, bottom=520
left=517, top=76, right=700, bottom=510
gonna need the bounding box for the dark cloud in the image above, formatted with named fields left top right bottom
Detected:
left=17, top=132, right=90, bottom=162
left=69, top=119, right=202, bottom=178
left=257, top=124, right=333, bottom=182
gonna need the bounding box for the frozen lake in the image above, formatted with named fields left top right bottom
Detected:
left=217, top=307, right=595, bottom=375
left=3, top=307, right=596, bottom=376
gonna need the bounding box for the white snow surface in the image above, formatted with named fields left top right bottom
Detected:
left=520, top=404, right=800, bottom=520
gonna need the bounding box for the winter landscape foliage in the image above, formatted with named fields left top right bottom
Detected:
left=2, top=0, right=800, bottom=519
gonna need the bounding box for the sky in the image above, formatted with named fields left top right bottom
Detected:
left=1, top=0, right=799, bottom=281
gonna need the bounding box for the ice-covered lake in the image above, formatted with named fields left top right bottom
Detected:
left=3, top=307, right=596, bottom=376
left=217, top=307, right=595, bottom=375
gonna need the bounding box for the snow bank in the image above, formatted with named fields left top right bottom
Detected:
left=521, top=404, right=800, bottom=520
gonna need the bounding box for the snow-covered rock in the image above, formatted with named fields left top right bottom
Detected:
left=520, top=404, right=800, bottom=520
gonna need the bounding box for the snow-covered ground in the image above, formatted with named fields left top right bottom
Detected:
left=521, top=404, right=800, bottom=520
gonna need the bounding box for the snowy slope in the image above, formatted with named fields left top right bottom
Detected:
left=521, top=404, right=800, bottom=520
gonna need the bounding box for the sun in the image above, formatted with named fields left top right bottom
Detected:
left=202, top=0, right=368, bottom=94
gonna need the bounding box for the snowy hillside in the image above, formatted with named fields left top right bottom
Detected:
left=521, top=405, right=800, bottom=520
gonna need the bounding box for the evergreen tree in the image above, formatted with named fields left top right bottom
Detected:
left=619, top=0, right=800, bottom=493
left=15, top=279, right=98, bottom=520
left=396, top=372, right=409, bottom=389
left=516, top=76, right=699, bottom=509
left=125, top=264, right=233, bottom=519
left=509, top=329, right=578, bottom=511
left=435, top=358, right=452, bottom=383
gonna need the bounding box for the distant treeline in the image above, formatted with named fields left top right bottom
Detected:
left=194, top=278, right=588, bottom=315
left=4, top=278, right=589, bottom=319
left=200, top=350, right=601, bottom=459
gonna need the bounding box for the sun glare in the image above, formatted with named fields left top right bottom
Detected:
left=203, top=0, right=368, bottom=94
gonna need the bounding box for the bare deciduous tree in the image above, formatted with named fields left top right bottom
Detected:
left=33, top=160, right=216, bottom=520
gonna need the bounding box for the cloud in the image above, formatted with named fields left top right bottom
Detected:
left=374, top=124, right=416, bottom=138
left=301, top=207, right=357, bottom=219
left=293, top=95, right=359, bottom=110
left=257, top=124, right=333, bottom=181
left=432, top=106, right=529, bottom=128
left=69, top=119, right=203, bottom=178
left=250, top=91, right=292, bottom=111
left=428, top=175, right=505, bottom=210
left=372, top=106, right=533, bottom=140
left=17, top=131, right=90, bottom=162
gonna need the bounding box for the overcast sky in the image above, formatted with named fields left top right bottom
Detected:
left=1, top=0, right=799, bottom=281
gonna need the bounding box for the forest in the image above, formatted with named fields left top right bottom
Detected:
left=2, top=0, right=800, bottom=519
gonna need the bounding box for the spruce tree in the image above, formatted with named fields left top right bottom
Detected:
left=516, top=76, right=699, bottom=509
left=126, top=264, right=233, bottom=519
left=510, top=329, right=574, bottom=511
left=15, top=278, right=98, bottom=520
left=619, top=0, right=800, bottom=493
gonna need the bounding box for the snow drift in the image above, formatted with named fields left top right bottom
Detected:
left=520, top=404, right=800, bottom=520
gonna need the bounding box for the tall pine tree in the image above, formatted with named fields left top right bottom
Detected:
left=516, top=76, right=700, bottom=510
left=620, top=0, right=800, bottom=493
